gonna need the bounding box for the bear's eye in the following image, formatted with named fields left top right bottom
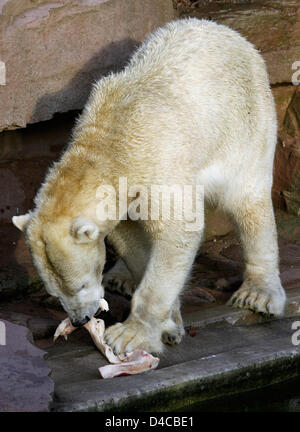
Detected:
left=74, top=283, right=87, bottom=293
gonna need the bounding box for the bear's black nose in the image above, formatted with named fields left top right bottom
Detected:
left=71, top=316, right=90, bottom=327
left=94, top=307, right=106, bottom=318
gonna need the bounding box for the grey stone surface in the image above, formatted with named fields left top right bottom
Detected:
left=183, top=286, right=300, bottom=329
left=50, top=318, right=300, bottom=412
left=44, top=289, right=300, bottom=411
left=0, top=0, right=174, bottom=131
left=0, top=319, right=54, bottom=411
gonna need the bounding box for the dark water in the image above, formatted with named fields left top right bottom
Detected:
left=177, top=376, right=300, bottom=412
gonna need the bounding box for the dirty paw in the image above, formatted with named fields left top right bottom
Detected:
left=228, top=281, right=286, bottom=316
left=102, top=273, right=136, bottom=299
left=105, top=318, right=163, bottom=355
left=162, top=324, right=185, bottom=346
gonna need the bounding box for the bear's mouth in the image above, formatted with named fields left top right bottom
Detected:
left=94, top=308, right=104, bottom=318
left=94, top=299, right=109, bottom=319
left=70, top=298, right=109, bottom=327
left=70, top=315, right=90, bottom=327
left=71, top=308, right=105, bottom=327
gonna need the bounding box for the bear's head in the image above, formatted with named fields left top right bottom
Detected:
left=12, top=213, right=106, bottom=327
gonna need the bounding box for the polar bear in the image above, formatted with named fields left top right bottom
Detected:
left=13, top=18, right=286, bottom=354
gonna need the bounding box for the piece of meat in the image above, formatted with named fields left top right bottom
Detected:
left=53, top=298, right=109, bottom=342
left=84, top=317, right=123, bottom=364
left=54, top=298, right=109, bottom=342
left=99, top=349, right=160, bottom=379
left=53, top=317, right=76, bottom=341
left=53, top=299, right=159, bottom=378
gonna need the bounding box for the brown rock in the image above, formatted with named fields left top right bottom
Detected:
left=221, top=244, right=243, bottom=263
left=0, top=0, right=174, bottom=131
left=283, top=86, right=300, bottom=138
left=278, top=238, right=300, bottom=269
left=273, top=135, right=300, bottom=210
left=272, top=86, right=300, bottom=210
left=281, top=268, right=300, bottom=290
left=183, top=286, right=216, bottom=305
left=272, top=86, right=296, bottom=134
left=277, top=215, right=300, bottom=244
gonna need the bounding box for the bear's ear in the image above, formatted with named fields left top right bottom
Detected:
left=71, top=217, right=100, bottom=243
left=12, top=214, right=31, bottom=231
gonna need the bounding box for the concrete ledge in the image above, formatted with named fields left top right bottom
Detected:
left=45, top=289, right=300, bottom=412
left=52, top=317, right=300, bottom=412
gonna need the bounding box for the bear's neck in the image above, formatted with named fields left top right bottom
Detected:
left=35, top=140, right=130, bottom=234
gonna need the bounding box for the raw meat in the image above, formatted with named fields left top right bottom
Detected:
left=53, top=299, right=159, bottom=378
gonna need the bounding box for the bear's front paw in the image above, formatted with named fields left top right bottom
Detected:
left=105, top=317, right=163, bottom=355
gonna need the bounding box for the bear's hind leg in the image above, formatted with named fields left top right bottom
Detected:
left=106, top=219, right=151, bottom=288
left=161, top=297, right=185, bottom=346
left=103, top=259, right=136, bottom=299
left=227, top=192, right=286, bottom=316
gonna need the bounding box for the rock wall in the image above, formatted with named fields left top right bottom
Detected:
left=0, top=0, right=174, bottom=131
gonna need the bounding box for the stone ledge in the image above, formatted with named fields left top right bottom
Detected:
left=51, top=316, right=300, bottom=412
left=42, top=286, right=300, bottom=412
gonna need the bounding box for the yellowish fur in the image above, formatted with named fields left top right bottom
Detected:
left=13, top=19, right=286, bottom=354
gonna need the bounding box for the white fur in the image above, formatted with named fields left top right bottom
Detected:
left=13, top=19, right=286, bottom=352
